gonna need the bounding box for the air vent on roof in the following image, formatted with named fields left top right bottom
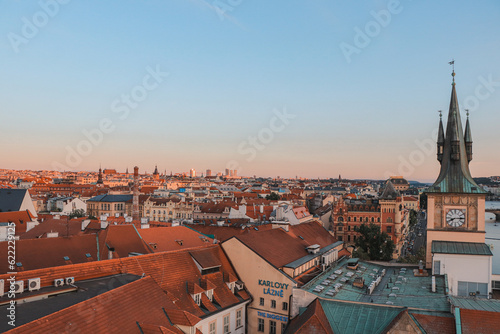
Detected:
left=66, top=277, right=75, bottom=285
left=63, top=256, right=70, bottom=261
left=28, top=278, right=41, bottom=291
left=16, top=262, right=23, bottom=267
left=85, top=253, right=92, bottom=258
left=54, top=279, right=64, bottom=287
left=13, top=281, right=24, bottom=294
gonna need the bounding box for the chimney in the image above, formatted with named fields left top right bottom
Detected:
left=133, top=166, right=140, bottom=221
left=260, top=204, right=264, bottom=213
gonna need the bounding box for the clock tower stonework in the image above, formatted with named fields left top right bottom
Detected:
left=424, top=71, right=487, bottom=268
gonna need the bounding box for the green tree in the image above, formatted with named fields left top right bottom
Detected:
left=266, top=192, right=280, bottom=200
left=409, top=210, right=418, bottom=228
left=353, top=223, right=395, bottom=261
left=69, top=209, right=86, bottom=219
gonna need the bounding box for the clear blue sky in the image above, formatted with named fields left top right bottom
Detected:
left=1, top=0, right=499, bottom=181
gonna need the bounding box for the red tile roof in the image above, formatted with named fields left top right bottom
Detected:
left=231, top=221, right=338, bottom=269
left=460, top=308, right=499, bottom=334
left=139, top=226, right=213, bottom=252
left=0, top=235, right=98, bottom=272
left=284, top=299, right=333, bottom=334
left=411, top=313, right=456, bottom=334
left=0, top=210, right=35, bottom=234
left=0, top=245, right=249, bottom=320
left=5, top=277, right=183, bottom=334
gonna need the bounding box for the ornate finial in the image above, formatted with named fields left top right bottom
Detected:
left=449, top=59, right=455, bottom=84
left=465, top=108, right=469, bottom=118
left=438, top=110, right=442, bottom=118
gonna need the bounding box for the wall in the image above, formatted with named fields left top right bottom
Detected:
left=222, top=238, right=296, bottom=334
left=433, top=253, right=492, bottom=296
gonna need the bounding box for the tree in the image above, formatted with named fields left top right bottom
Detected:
left=266, top=192, right=280, bottom=200
left=353, top=223, right=395, bottom=261
left=69, top=209, right=86, bottom=219
left=409, top=210, right=418, bottom=228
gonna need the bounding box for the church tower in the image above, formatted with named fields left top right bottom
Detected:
left=425, top=69, right=488, bottom=269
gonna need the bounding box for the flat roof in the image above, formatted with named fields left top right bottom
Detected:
left=302, top=258, right=450, bottom=312
left=284, top=241, right=343, bottom=269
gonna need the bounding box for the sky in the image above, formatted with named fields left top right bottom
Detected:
left=0, top=0, right=499, bottom=182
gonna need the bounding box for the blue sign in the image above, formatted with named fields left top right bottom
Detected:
left=257, top=311, right=288, bottom=323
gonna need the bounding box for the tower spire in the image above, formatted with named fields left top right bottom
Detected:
left=437, top=110, right=445, bottom=162
left=464, top=109, right=473, bottom=162
left=427, top=67, right=485, bottom=194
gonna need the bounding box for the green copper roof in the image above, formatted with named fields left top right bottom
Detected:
left=426, top=79, right=486, bottom=195
left=319, top=299, right=404, bottom=334
left=432, top=241, right=493, bottom=256
left=450, top=296, right=500, bottom=312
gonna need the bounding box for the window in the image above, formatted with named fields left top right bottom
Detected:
left=338, top=236, right=343, bottom=241
left=236, top=309, right=242, bottom=328
left=258, top=318, right=265, bottom=332
left=194, top=293, right=201, bottom=305
left=282, top=302, right=288, bottom=311
left=270, top=320, right=276, bottom=334
left=354, top=217, right=357, bottom=222
left=209, top=321, right=216, bottom=334
left=347, top=235, right=351, bottom=242
left=223, top=314, right=230, bottom=334
left=281, top=323, right=286, bottom=334
left=347, top=226, right=351, bottom=231
left=387, top=226, right=392, bottom=233
left=338, top=226, right=342, bottom=231
left=271, top=300, right=276, bottom=308
left=260, top=297, right=264, bottom=306
left=458, top=281, right=488, bottom=297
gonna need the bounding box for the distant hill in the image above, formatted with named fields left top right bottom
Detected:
left=474, top=177, right=495, bottom=186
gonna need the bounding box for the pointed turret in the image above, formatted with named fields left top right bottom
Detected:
left=427, top=70, right=485, bottom=194
left=97, top=165, right=103, bottom=185
left=437, top=111, right=445, bottom=162
left=464, top=110, right=473, bottom=162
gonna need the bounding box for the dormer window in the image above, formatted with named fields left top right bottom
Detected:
left=194, top=293, right=201, bottom=306
left=206, top=289, right=214, bottom=302
left=227, top=282, right=235, bottom=293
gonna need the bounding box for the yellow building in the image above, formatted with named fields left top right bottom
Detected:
left=221, top=221, right=344, bottom=333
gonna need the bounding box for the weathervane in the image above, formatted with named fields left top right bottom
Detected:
left=438, top=110, right=442, bottom=118
left=465, top=108, right=470, bottom=118
left=449, top=59, right=455, bottom=83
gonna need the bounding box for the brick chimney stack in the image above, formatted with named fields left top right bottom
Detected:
left=133, top=166, right=140, bottom=221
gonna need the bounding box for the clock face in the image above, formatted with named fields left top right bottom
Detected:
left=446, top=209, right=465, bottom=227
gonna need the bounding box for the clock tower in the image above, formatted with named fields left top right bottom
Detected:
left=424, top=70, right=488, bottom=268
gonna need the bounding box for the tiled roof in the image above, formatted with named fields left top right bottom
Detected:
left=0, top=235, right=98, bottom=272
left=432, top=241, right=493, bottom=256
left=319, top=299, right=405, bottom=334
left=98, top=224, right=151, bottom=258
left=0, top=245, right=249, bottom=319
left=139, top=226, right=213, bottom=252
left=410, top=312, right=456, bottom=334
left=190, top=249, right=222, bottom=269
left=232, top=221, right=337, bottom=269
left=284, top=299, right=333, bottom=334
left=460, top=308, right=500, bottom=334
left=164, top=309, right=202, bottom=326
left=5, top=277, right=182, bottom=334
left=19, top=217, right=85, bottom=239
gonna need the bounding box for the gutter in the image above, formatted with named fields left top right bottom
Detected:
left=454, top=307, right=462, bottom=334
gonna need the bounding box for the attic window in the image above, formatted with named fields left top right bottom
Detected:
left=298, top=235, right=304, bottom=240
left=85, top=253, right=92, bottom=258
left=176, top=240, right=183, bottom=246
left=201, top=267, right=220, bottom=275
left=63, top=256, right=70, bottom=261
left=194, top=293, right=201, bottom=306
left=206, top=289, right=214, bottom=302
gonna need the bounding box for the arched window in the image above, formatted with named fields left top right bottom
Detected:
left=387, top=217, right=393, bottom=223
left=338, top=217, right=344, bottom=222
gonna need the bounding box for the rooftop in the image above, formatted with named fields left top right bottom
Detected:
left=302, top=258, right=450, bottom=312
left=432, top=241, right=493, bottom=256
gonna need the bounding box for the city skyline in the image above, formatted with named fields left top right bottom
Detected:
left=1, top=1, right=499, bottom=182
